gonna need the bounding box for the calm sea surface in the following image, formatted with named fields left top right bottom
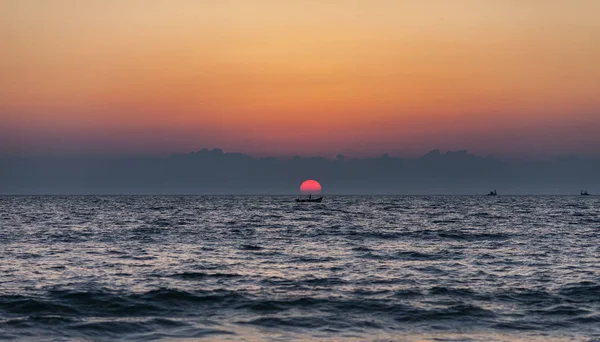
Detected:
left=1, top=196, right=599, bottom=341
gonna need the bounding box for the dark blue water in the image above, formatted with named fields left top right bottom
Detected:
left=1, top=196, right=599, bottom=341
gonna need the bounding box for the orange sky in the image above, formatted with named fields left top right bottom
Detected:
left=1, top=0, right=599, bottom=157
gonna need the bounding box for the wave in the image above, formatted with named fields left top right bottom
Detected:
left=137, top=288, right=247, bottom=306
left=396, top=304, right=496, bottom=322
left=239, top=244, right=263, bottom=250
left=438, top=231, right=513, bottom=241
left=0, top=289, right=247, bottom=317
left=428, top=286, right=475, bottom=297
left=168, top=272, right=242, bottom=280
left=0, top=295, right=80, bottom=315
left=68, top=318, right=232, bottom=340
left=1, top=283, right=599, bottom=339
left=356, top=249, right=462, bottom=261
left=557, top=282, right=600, bottom=302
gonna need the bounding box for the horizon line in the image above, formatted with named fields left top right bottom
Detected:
left=1, top=148, right=599, bottom=161
left=0, top=193, right=595, bottom=197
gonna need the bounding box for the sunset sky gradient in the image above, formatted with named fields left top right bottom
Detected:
left=1, top=0, right=599, bottom=157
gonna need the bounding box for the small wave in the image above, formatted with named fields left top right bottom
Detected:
left=131, top=226, right=169, bottom=234
left=0, top=295, right=79, bottom=315
left=395, top=251, right=444, bottom=260
left=470, top=212, right=492, bottom=217
left=395, top=304, right=495, bottom=322
left=382, top=206, right=412, bottom=211
left=151, top=219, right=174, bottom=227
left=239, top=244, right=263, bottom=250
left=43, top=233, right=85, bottom=243
left=578, top=218, right=600, bottom=223
left=169, top=272, right=241, bottom=280
left=468, top=212, right=509, bottom=220
left=1, top=288, right=253, bottom=320
left=357, top=252, right=388, bottom=260
left=347, top=231, right=404, bottom=240
left=528, top=305, right=591, bottom=316
left=292, top=256, right=336, bottom=263
left=67, top=318, right=235, bottom=340
left=301, top=277, right=346, bottom=286
left=242, top=316, right=329, bottom=329
left=558, top=282, right=600, bottom=302
left=15, top=253, right=42, bottom=259
left=493, top=321, right=541, bottom=330
left=428, top=286, right=475, bottom=297
left=69, top=320, right=154, bottom=336
left=291, top=216, right=319, bottom=221
left=432, top=219, right=461, bottom=224
left=148, top=206, right=176, bottom=211
left=351, top=246, right=373, bottom=252
left=138, top=288, right=246, bottom=306
left=438, top=232, right=512, bottom=241
left=358, top=250, right=457, bottom=261
left=49, top=290, right=161, bottom=316
left=393, top=289, right=423, bottom=298
left=569, top=314, right=600, bottom=323
left=495, top=289, right=558, bottom=305
left=245, top=315, right=385, bottom=331
left=2, top=315, right=80, bottom=328
left=236, top=301, right=286, bottom=312
left=234, top=297, right=326, bottom=313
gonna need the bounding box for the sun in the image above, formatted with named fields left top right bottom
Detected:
left=300, top=180, right=322, bottom=194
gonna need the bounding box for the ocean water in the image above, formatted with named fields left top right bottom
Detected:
left=0, top=195, right=599, bottom=341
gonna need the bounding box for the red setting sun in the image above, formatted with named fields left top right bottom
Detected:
left=300, top=180, right=322, bottom=194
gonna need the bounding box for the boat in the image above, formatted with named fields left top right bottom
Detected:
left=581, top=190, right=590, bottom=196
left=487, top=190, right=497, bottom=196
left=296, top=197, right=323, bottom=203
left=296, top=194, right=323, bottom=202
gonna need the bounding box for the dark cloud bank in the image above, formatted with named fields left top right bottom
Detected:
left=1, top=149, right=598, bottom=195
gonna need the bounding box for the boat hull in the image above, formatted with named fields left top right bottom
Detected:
left=295, top=197, right=323, bottom=203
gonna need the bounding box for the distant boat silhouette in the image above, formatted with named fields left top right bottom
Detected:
left=581, top=190, right=590, bottom=196
left=487, top=190, right=497, bottom=196
left=296, top=194, right=323, bottom=202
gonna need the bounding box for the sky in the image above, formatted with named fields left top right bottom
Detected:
left=1, top=0, right=599, bottom=157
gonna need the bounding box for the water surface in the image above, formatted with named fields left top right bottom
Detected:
left=1, top=196, right=599, bottom=341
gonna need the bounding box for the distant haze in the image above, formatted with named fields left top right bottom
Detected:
left=1, top=149, right=598, bottom=195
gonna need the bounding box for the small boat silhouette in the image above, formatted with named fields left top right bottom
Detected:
left=487, top=190, right=497, bottom=196
left=296, top=194, right=323, bottom=202
left=581, top=190, right=590, bottom=196
left=296, top=197, right=323, bottom=203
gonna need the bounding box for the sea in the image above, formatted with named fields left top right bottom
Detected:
left=0, top=195, right=599, bottom=341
